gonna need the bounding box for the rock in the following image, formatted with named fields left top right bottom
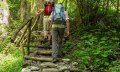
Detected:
left=31, top=71, right=39, bottom=72
left=62, top=59, right=71, bottom=62
left=22, top=68, right=31, bottom=72
left=57, top=62, right=66, bottom=65
left=29, top=53, right=36, bottom=57
left=71, top=62, right=78, bottom=66
left=27, top=66, right=40, bottom=71
left=23, top=60, right=32, bottom=67
left=70, top=67, right=80, bottom=72
left=64, top=70, right=70, bottom=72
left=58, top=65, right=70, bottom=71
left=62, top=59, right=71, bottom=64
left=30, top=66, right=40, bottom=71
left=42, top=68, right=59, bottom=72
left=40, top=62, right=57, bottom=68
left=36, top=61, right=41, bottom=67
left=31, top=61, right=37, bottom=66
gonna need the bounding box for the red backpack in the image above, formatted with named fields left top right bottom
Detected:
left=44, top=3, right=52, bottom=16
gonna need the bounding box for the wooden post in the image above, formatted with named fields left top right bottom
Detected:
left=11, top=18, right=32, bottom=43
left=16, top=26, right=28, bottom=46
left=38, top=0, right=44, bottom=31
left=26, top=19, right=32, bottom=55
left=31, top=16, right=39, bottom=30
left=20, top=44, right=25, bottom=58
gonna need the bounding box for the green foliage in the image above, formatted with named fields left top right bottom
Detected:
left=8, top=19, right=22, bottom=32
left=0, top=52, right=23, bottom=72
left=63, top=41, right=75, bottom=53
left=65, top=18, right=120, bottom=71
left=64, top=1, right=120, bottom=71
left=0, top=38, right=24, bottom=72
left=8, top=0, right=20, bottom=19
left=73, top=33, right=119, bottom=71
left=2, top=0, right=120, bottom=72
left=0, top=38, right=10, bottom=52
left=0, top=51, right=24, bottom=72
left=108, top=60, right=120, bottom=72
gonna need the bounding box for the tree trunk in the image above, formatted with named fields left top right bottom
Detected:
left=19, top=0, right=28, bottom=21
left=0, top=0, right=9, bottom=39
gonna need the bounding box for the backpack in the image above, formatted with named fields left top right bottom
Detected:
left=52, top=3, right=65, bottom=24
left=44, top=3, right=52, bottom=16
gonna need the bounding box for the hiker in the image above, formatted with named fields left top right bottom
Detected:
left=37, top=0, right=55, bottom=43
left=43, top=1, right=53, bottom=43
left=48, top=3, right=70, bottom=61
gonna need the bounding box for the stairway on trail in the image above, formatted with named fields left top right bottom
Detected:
left=22, top=41, right=80, bottom=72
left=10, top=11, right=80, bottom=72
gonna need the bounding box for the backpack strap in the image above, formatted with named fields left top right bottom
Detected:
left=53, top=7, right=56, bottom=21
left=60, top=7, right=65, bottom=24
left=52, top=4, right=65, bottom=24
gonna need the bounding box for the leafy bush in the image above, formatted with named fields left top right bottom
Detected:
left=0, top=38, right=10, bottom=52
left=108, top=60, right=120, bottom=72
left=0, top=50, right=23, bottom=72
left=63, top=41, right=75, bottom=53
left=71, top=28, right=119, bottom=72
left=0, top=38, right=24, bottom=72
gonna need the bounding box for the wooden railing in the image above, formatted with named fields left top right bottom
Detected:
left=11, top=12, right=43, bottom=55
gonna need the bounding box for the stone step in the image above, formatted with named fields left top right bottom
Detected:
left=24, top=56, right=53, bottom=62
left=40, top=62, right=57, bottom=68
left=42, top=68, right=59, bottom=72
left=24, top=45, right=52, bottom=49
left=36, top=50, right=52, bottom=55
left=70, top=67, right=80, bottom=72
left=22, top=66, right=40, bottom=72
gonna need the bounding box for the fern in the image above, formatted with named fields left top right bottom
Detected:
left=0, top=38, right=10, bottom=52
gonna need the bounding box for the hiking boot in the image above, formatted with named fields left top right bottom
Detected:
left=40, top=37, right=48, bottom=44
left=44, top=42, right=50, bottom=46
left=44, top=37, right=48, bottom=42
left=52, top=58, right=62, bottom=63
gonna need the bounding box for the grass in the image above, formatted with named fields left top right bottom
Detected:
left=0, top=49, right=24, bottom=72
left=0, top=37, right=36, bottom=72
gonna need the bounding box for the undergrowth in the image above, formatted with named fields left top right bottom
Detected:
left=64, top=23, right=120, bottom=72
left=0, top=38, right=24, bottom=72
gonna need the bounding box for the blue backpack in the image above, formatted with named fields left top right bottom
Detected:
left=52, top=4, right=65, bottom=24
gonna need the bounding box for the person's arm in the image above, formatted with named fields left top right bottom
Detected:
left=48, top=20, right=52, bottom=31
left=65, top=11, right=70, bottom=36
left=47, top=19, right=52, bottom=35
left=48, top=12, right=53, bottom=31
left=37, top=9, right=44, bottom=16
left=66, top=19, right=70, bottom=36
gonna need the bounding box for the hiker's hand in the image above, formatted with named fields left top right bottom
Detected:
left=37, top=13, right=40, bottom=16
left=67, top=31, right=70, bottom=36
left=47, top=31, right=51, bottom=35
